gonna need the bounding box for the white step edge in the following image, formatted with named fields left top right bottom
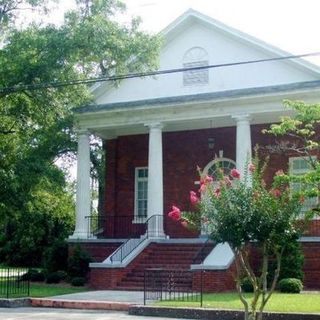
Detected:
left=191, top=242, right=234, bottom=270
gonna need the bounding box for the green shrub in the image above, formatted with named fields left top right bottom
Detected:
left=67, top=245, right=91, bottom=278
left=22, top=269, right=45, bottom=282
left=241, top=277, right=254, bottom=292
left=46, top=272, right=61, bottom=284
left=43, top=240, right=69, bottom=272
left=71, top=277, right=86, bottom=286
left=268, top=240, right=304, bottom=284
left=56, top=270, right=68, bottom=281
left=278, top=278, right=303, bottom=293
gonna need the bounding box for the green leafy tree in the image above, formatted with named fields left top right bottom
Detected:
left=169, top=160, right=304, bottom=320
left=0, top=0, right=160, bottom=266
left=265, top=100, right=320, bottom=216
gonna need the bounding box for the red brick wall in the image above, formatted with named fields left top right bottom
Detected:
left=192, top=263, right=237, bottom=292
left=302, top=242, right=320, bottom=289
left=104, top=125, right=293, bottom=238
left=69, top=242, right=122, bottom=263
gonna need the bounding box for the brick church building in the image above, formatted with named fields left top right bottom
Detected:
left=69, top=9, right=320, bottom=291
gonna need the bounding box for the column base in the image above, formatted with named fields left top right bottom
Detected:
left=69, top=231, right=90, bottom=240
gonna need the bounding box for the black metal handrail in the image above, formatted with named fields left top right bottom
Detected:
left=109, top=215, right=163, bottom=264
left=86, top=215, right=106, bottom=238
left=85, top=215, right=147, bottom=239
left=0, top=268, right=30, bottom=298
left=192, top=238, right=215, bottom=265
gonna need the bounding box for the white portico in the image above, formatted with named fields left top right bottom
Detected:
left=70, top=81, right=320, bottom=240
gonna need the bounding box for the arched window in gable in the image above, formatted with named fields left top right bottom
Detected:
left=183, top=47, right=209, bottom=86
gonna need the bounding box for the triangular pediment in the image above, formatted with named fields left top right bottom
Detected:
left=92, top=9, right=320, bottom=105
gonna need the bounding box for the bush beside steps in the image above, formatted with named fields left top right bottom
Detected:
left=278, top=278, right=303, bottom=293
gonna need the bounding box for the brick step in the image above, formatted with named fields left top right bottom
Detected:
left=141, top=251, right=196, bottom=260
left=146, top=248, right=202, bottom=253
left=128, top=265, right=190, bottom=271
left=127, top=268, right=191, bottom=275
left=121, top=274, right=193, bottom=282
left=125, top=270, right=191, bottom=279
left=142, top=251, right=196, bottom=260
left=128, top=262, right=192, bottom=268
left=107, top=242, right=213, bottom=290
left=136, top=259, right=196, bottom=264
left=146, top=251, right=200, bottom=255
left=148, top=247, right=201, bottom=251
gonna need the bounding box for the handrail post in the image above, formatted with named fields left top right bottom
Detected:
left=6, top=268, right=9, bottom=299
left=144, top=270, right=146, bottom=305
left=200, top=270, right=203, bottom=307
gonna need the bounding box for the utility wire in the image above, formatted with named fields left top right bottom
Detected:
left=1, top=51, right=320, bottom=94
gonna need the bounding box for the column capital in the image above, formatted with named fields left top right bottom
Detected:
left=232, top=114, right=251, bottom=123
left=144, top=122, right=164, bottom=130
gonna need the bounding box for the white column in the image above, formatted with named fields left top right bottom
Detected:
left=146, top=122, right=165, bottom=238
left=70, top=129, right=91, bottom=239
left=232, top=114, right=252, bottom=184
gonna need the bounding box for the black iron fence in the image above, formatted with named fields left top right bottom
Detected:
left=0, top=268, right=30, bottom=298
left=144, top=268, right=203, bottom=307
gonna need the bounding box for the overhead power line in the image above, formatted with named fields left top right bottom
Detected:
left=1, top=51, right=320, bottom=94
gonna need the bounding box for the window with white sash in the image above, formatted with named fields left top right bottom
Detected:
left=134, top=167, right=148, bottom=220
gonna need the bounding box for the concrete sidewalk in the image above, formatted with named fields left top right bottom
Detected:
left=30, top=290, right=145, bottom=311
left=52, top=290, right=144, bottom=304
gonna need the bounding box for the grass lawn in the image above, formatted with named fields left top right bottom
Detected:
left=157, top=292, right=320, bottom=313
left=0, top=282, right=90, bottom=298
left=29, top=282, right=90, bottom=297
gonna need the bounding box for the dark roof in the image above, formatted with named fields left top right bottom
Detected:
left=76, top=80, right=320, bottom=114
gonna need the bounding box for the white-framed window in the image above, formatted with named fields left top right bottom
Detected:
left=183, top=47, right=209, bottom=86
left=203, top=158, right=236, bottom=179
left=289, top=156, right=318, bottom=213
left=134, top=167, right=148, bottom=221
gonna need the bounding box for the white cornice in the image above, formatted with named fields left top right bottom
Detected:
left=75, top=86, right=320, bottom=137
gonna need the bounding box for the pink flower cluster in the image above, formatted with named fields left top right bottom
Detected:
left=168, top=205, right=181, bottom=221
left=190, top=191, right=199, bottom=205
left=199, top=175, right=214, bottom=193
left=230, top=168, right=241, bottom=179
left=167, top=205, right=189, bottom=228
left=168, top=164, right=255, bottom=227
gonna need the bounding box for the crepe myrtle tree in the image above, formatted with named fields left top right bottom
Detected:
left=168, top=160, right=305, bottom=320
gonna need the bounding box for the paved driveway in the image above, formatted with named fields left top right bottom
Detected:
left=0, top=308, right=189, bottom=320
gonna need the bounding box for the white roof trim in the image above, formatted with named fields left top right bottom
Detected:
left=161, top=8, right=320, bottom=76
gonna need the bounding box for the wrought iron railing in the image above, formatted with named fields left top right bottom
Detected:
left=86, top=214, right=106, bottom=238
left=144, top=268, right=203, bottom=306
left=109, top=215, right=164, bottom=264
left=192, top=238, right=215, bottom=265
left=0, top=268, right=30, bottom=298
left=85, top=215, right=147, bottom=239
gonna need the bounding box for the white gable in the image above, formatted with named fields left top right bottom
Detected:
left=93, top=10, right=319, bottom=105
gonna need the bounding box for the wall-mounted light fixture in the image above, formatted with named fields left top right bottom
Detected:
left=208, top=137, right=215, bottom=150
